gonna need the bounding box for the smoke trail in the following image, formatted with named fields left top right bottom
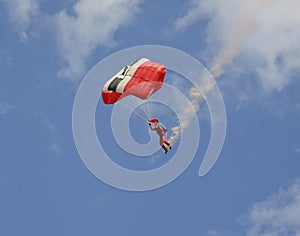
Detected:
left=169, top=0, right=277, bottom=144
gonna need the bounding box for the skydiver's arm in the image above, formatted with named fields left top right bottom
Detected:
left=161, top=125, right=167, bottom=132
left=149, top=124, right=156, bottom=130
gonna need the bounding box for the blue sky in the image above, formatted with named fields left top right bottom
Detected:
left=1, top=0, right=300, bottom=235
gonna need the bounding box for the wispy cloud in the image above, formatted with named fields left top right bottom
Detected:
left=244, top=178, right=300, bottom=236
left=2, top=0, right=143, bottom=79
left=52, top=0, right=143, bottom=79
left=0, top=50, right=12, bottom=68
left=1, top=0, right=39, bottom=41
left=43, top=116, right=62, bottom=156
left=210, top=178, right=300, bottom=236
left=207, top=229, right=240, bottom=236
left=47, top=142, right=62, bottom=156
left=0, top=102, right=12, bottom=115
left=175, top=0, right=300, bottom=93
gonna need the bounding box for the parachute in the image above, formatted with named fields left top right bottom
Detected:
left=102, top=58, right=166, bottom=104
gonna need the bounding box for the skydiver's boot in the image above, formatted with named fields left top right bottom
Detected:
left=162, top=146, right=168, bottom=154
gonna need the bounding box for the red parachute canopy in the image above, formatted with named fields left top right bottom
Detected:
left=102, top=58, right=166, bottom=104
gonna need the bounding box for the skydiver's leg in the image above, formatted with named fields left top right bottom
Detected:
left=160, top=134, right=172, bottom=149
left=160, top=136, right=168, bottom=153
left=159, top=137, right=164, bottom=147
left=164, top=141, right=171, bottom=146
left=161, top=135, right=172, bottom=150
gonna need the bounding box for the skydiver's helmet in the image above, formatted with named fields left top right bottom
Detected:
left=148, top=118, right=159, bottom=124
left=148, top=118, right=159, bottom=127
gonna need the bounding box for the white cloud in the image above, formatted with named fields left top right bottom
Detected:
left=242, top=0, right=300, bottom=92
left=1, top=0, right=39, bottom=41
left=175, top=0, right=300, bottom=93
left=2, top=0, right=143, bottom=79
left=245, top=178, right=300, bottom=236
left=175, top=0, right=220, bottom=31
left=52, top=0, right=143, bottom=79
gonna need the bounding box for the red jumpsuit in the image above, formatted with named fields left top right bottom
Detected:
left=149, top=123, right=171, bottom=153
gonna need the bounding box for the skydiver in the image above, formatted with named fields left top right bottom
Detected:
left=148, top=118, right=172, bottom=154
